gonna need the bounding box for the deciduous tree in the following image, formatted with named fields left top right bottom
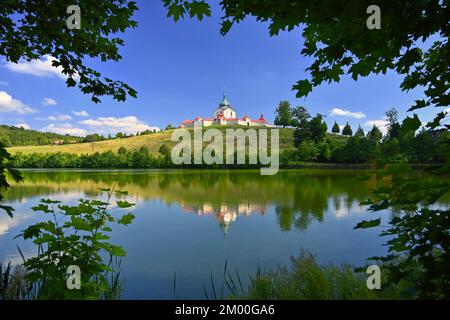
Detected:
left=274, top=101, right=293, bottom=128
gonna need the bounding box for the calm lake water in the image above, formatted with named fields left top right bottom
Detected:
left=2, top=169, right=445, bottom=299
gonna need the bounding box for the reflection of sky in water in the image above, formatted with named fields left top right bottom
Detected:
left=1, top=170, right=427, bottom=299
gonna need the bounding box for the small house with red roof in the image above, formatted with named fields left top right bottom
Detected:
left=181, top=92, right=272, bottom=128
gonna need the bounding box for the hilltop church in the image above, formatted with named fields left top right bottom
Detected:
left=181, top=92, right=271, bottom=128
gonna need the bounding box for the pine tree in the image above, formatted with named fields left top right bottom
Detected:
left=342, top=122, right=353, bottom=136
left=354, top=125, right=365, bottom=137
left=331, top=121, right=340, bottom=134
left=367, top=125, right=382, bottom=143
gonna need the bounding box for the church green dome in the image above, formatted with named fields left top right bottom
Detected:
left=219, top=92, right=230, bottom=107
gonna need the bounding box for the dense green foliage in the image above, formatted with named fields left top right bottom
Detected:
left=16, top=188, right=135, bottom=299
left=0, top=142, right=22, bottom=217
left=291, top=106, right=327, bottom=147
left=0, top=0, right=138, bottom=103
left=357, top=162, right=450, bottom=299
left=9, top=146, right=277, bottom=169
left=354, top=126, right=365, bottom=138
left=278, top=104, right=449, bottom=166
left=83, top=134, right=105, bottom=143
left=274, top=101, right=293, bottom=127
left=331, top=122, right=340, bottom=134
left=11, top=147, right=161, bottom=169
left=342, top=123, right=353, bottom=136
left=0, top=125, right=82, bottom=147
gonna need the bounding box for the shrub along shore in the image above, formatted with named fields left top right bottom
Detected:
left=8, top=144, right=446, bottom=170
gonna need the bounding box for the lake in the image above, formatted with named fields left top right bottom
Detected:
left=0, top=169, right=428, bottom=299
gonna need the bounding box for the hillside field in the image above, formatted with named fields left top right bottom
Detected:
left=7, top=127, right=347, bottom=156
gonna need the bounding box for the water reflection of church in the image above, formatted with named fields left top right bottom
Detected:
left=181, top=202, right=266, bottom=236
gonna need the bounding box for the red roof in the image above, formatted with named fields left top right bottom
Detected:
left=182, top=115, right=270, bottom=125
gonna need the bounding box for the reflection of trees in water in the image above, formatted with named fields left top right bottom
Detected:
left=7, top=169, right=446, bottom=232
left=274, top=174, right=369, bottom=231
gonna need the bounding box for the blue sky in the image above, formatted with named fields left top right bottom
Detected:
left=0, top=0, right=437, bottom=136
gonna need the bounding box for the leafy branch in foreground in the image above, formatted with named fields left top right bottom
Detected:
left=356, top=161, right=450, bottom=299
left=16, top=187, right=135, bottom=299
left=0, top=1, right=138, bottom=103
left=0, top=142, right=23, bottom=217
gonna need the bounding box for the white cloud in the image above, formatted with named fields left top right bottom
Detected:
left=330, top=108, right=366, bottom=119
left=80, top=116, right=160, bottom=134
left=0, top=80, right=7, bottom=86
left=364, top=119, right=389, bottom=135
left=72, top=110, right=89, bottom=117
left=42, top=123, right=87, bottom=136
left=14, top=123, right=31, bottom=130
left=4, top=55, right=70, bottom=79
left=42, top=98, right=57, bottom=106
left=0, top=91, right=36, bottom=114
left=36, top=114, right=73, bottom=121
left=48, top=114, right=72, bottom=121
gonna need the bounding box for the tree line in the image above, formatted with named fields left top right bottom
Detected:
left=0, top=125, right=163, bottom=146
left=0, top=125, right=82, bottom=147
left=275, top=102, right=449, bottom=165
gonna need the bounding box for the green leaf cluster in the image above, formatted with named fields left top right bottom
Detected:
left=16, top=188, right=135, bottom=299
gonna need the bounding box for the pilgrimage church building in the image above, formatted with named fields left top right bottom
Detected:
left=181, top=92, right=271, bottom=128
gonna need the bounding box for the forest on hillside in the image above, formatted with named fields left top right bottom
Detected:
left=0, top=125, right=82, bottom=146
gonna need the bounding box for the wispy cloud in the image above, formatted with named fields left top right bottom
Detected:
left=14, top=123, right=30, bottom=130
left=0, top=91, right=36, bottom=114
left=37, top=114, right=73, bottom=121
left=48, top=115, right=72, bottom=121
left=0, top=80, right=7, bottom=86
left=79, top=116, right=160, bottom=134
left=41, top=123, right=87, bottom=136
left=330, top=108, right=366, bottom=119
left=72, top=110, right=89, bottom=117
left=42, top=98, right=57, bottom=106
left=4, top=55, right=70, bottom=79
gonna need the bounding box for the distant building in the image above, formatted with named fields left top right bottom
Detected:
left=181, top=92, right=271, bottom=128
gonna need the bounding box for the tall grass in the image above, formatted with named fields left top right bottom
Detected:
left=0, top=261, right=30, bottom=300
left=204, top=251, right=404, bottom=300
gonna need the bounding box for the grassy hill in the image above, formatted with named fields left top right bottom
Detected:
left=0, top=125, right=82, bottom=146
left=7, top=127, right=347, bottom=156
